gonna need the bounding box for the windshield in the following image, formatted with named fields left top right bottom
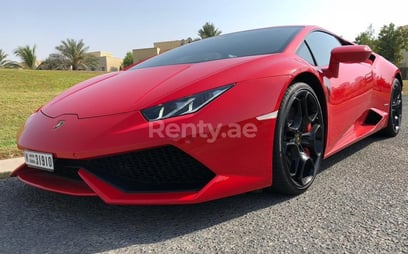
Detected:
left=132, top=26, right=303, bottom=69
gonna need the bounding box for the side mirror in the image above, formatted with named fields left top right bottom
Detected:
left=327, top=45, right=372, bottom=77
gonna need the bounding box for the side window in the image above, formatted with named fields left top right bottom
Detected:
left=305, top=31, right=342, bottom=66
left=296, top=41, right=315, bottom=65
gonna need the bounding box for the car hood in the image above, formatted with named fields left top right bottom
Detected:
left=41, top=55, right=277, bottom=118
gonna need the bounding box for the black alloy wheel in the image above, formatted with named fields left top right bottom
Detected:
left=272, top=82, right=325, bottom=194
left=382, top=79, right=402, bottom=137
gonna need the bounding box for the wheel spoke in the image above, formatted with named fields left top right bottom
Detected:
left=301, top=128, right=314, bottom=148
left=283, top=141, right=316, bottom=186
left=287, top=97, right=303, bottom=131
left=396, top=97, right=402, bottom=106
left=284, top=142, right=301, bottom=176
left=295, top=152, right=315, bottom=186
left=301, top=124, right=323, bottom=156
left=392, top=98, right=402, bottom=108
left=301, top=92, right=319, bottom=126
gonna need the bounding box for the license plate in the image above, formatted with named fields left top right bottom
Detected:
left=24, top=151, right=54, bottom=172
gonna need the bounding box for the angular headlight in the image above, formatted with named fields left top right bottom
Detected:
left=142, top=84, right=233, bottom=121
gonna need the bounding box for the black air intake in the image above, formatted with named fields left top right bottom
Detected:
left=84, top=146, right=215, bottom=192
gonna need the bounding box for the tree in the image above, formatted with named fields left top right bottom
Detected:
left=376, top=23, right=408, bottom=65
left=0, top=49, right=20, bottom=68
left=14, top=45, right=37, bottom=69
left=354, top=24, right=377, bottom=51
left=55, top=38, right=95, bottom=70
left=355, top=23, right=408, bottom=65
left=83, top=55, right=99, bottom=71
left=198, top=22, right=222, bottom=39
left=37, top=53, right=70, bottom=70
left=181, top=37, right=193, bottom=45
left=122, top=51, right=134, bottom=69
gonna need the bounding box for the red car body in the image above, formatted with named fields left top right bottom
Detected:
left=11, top=26, right=402, bottom=204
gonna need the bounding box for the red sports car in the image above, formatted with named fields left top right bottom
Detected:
left=12, top=26, right=402, bottom=205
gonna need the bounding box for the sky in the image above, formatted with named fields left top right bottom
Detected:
left=2, top=0, right=408, bottom=62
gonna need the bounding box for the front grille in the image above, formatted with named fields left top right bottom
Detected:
left=83, top=146, right=215, bottom=192
left=53, top=159, right=82, bottom=181
left=50, top=146, right=215, bottom=192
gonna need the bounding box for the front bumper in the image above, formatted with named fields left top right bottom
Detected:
left=12, top=77, right=286, bottom=204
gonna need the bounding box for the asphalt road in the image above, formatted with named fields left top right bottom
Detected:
left=1, top=98, right=407, bottom=254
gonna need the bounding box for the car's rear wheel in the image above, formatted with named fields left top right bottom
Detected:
left=381, top=79, right=402, bottom=137
left=272, top=82, right=325, bottom=195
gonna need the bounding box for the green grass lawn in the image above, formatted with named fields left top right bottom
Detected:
left=0, top=69, right=407, bottom=159
left=0, top=69, right=103, bottom=159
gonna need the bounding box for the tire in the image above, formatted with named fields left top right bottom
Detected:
left=381, top=79, right=402, bottom=137
left=272, top=82, right=325, bottom=195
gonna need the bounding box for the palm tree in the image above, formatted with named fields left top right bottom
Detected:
left=0, top=49, right=8, bottom=67
left=55, top=38, right=94, bottom=70
left=14, top=45, right=37, bottom=69
left=0, top=49, right=20, bottom=68
left=198, top=22, right=222, bottom=39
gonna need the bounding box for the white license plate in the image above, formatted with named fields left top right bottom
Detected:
left=24, top=151, right=54, bottom=172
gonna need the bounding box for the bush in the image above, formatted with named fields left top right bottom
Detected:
left=400, top=67, right=408, bottom=80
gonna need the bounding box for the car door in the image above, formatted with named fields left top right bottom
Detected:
left=299, top=31, right=374, bottom=156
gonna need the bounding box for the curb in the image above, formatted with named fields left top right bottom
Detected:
left=0, top=157, right=24, bottom=179
left=0, top=171, right=11, bottom=179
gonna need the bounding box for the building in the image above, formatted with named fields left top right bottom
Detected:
left=133, top=39, right=191, bottom=63
left=88, top=51, right=122, bottom=72
left=132, top=47, right=161, bottom=64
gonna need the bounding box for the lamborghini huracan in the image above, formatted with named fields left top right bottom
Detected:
left=11, top=26, right=403, bottom=204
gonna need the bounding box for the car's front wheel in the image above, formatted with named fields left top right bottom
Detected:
left=381, top=79, right=402, bottom=137
left=272, top=82, right=325, bottom=195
